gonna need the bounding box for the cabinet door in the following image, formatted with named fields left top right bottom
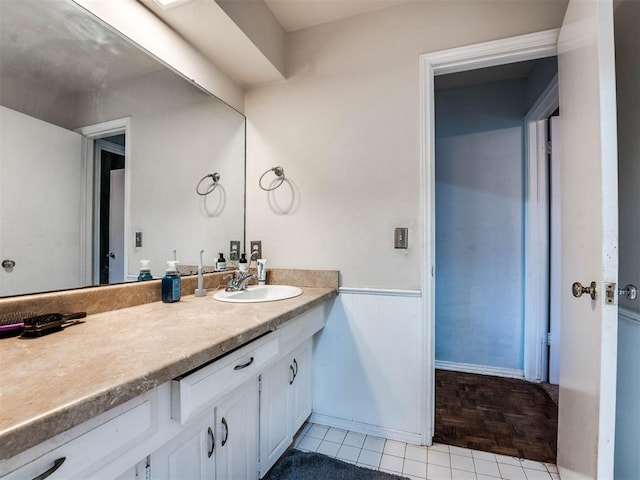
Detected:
left=215, top=380, right=259, bottom=480
left=151, top=414, right=215, bottom=480
left=258, top=356, right=292, bottom=477
left=290, top=341, right=313, bottom=433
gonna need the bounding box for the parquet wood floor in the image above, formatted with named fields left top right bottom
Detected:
left=434, top=369, right=558, bottom=463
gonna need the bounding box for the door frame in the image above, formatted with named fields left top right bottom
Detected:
left=419, top=29, right=559, bottom=441
left=523, top=75, right=559, bottom=383
left=77, top=117, right=131, bottom=286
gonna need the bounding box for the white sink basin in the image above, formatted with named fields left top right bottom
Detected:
left=213, top=285, right=303, bottom=303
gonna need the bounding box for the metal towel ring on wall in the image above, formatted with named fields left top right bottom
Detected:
left=196, top=173, right=221, bottom=196
left=259, top=166, right=285, bottom=191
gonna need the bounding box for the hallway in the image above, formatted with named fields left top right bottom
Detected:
left=434, top=370, right=558, bottom=463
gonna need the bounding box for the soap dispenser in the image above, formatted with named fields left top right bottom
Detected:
left=137, top=260, right=152, bottom=281
left=238, top=253, right=248, bottom=272
left=216, top=253, right=226, bottom=271
left=162, top=260, right=181, bottom=303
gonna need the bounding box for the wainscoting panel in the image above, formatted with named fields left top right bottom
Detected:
left=311, top=288, right=424, bottom=444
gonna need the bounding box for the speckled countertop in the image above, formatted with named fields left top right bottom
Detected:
left=0, top=286, right=337, bottom=460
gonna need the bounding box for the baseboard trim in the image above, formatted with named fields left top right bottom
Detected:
left=435, top=360, right=525, bottom=380
left=308, top=413, right=424, bottom=446
left=619, top=307, right=640, bottom=325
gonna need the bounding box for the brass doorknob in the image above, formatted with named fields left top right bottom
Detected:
left=572, top=281, right=597, bottom=300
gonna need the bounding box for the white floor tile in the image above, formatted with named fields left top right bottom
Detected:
left=358, top=448, right=383, bottom=468
left=306, top=424, right=329, bottom=440
left=474, top=458, right=500, bottom=477
left=316, top=440, right=341, bottom=457
left=430, top=443, right=451, bottom=453
left=324, top=427, right=348, bottom=444
left=363, top=435, right=386, bottom=453
left=451, top=469, right=477, bottom=480
left=428, top=463, right=452, bottom=480
left=472, top=450, right=497, bottom=462
left=297, top=436, right=321, bottom=452
left=496, top=454, right=522, bottom=466
left=449, top=446, right=473, bottom=458
left=380, top=453, right=405, bottom=473
left=336, top=444, right=361, bottom=463
left=295, top=422, right=550, bottom=480
left=428, top=450, right=451, bottom=468
left=450, top=454, right=475, bottom=472
left=404, top=458, right=428, bottom=479
left=524, top=467, right=553, bottom=480
left=406, top=444, right=429, bottom=462
left=384, top=439, right=407, bottom=458
left=521, top=459, right=547, bottom=471
left=343, top=431, right=366, bottom=448
left=498, top=463, right=527, bottom=480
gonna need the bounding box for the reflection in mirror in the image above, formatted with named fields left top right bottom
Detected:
left=0, top=0, right=245, bottom=297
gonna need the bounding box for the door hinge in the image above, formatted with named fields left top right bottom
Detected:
left=547, top=332, right=552, bottom=346
left=546, top=140, right=552, bottom=155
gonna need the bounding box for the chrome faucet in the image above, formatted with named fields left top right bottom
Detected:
left=224, top=251, right=260, bottom=292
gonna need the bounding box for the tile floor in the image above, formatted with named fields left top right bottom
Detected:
left=293, top=423, right=560, bottom=480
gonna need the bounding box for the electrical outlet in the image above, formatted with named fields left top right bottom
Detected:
left=230, top=240, right=241, bottom=261
left=394, top=227, right=408, bottom=249
left=250, top=241, right=262, bottom=260
left=135, top=232, right=143, bottom=248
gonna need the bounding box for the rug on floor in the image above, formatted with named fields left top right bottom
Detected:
left=264, top=449, right=409, bottom=480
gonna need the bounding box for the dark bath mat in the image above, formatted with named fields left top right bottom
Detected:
left=264, top=449, right=410, bottom=480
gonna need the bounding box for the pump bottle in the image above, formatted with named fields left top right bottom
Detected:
left=162, top=261, right=181, bottom=303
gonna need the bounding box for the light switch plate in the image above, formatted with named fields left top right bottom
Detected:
left=394, top=227, right=408, bottom=249
left=135, top=232, right=143, bottom=248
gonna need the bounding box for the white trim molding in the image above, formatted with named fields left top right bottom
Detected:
left=435, top=361, right=525, bottom=380
left=338, top=287, right=421, bottom=297
left=420, top=28, right=559, bottom=443
left=523, top=74, right=559, bottom=383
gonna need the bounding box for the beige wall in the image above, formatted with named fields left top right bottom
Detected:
left=245, top=0, right=568, bottom=289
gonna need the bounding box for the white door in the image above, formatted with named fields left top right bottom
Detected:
left=108, top=168, right=125, bottom=283
left=556, top=0, right=618, bottom=478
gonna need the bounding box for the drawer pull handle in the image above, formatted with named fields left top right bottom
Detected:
left=234, top=357, right=254, bottom=370
left=289, top=364, right=295, bottom=385
left=207, top=427, right=215, bottom=458
left=293, top=358, right=298, bottom=377
left=221, top=417, right=229, bottom=446
left=32, top=457, right=66, bottom=480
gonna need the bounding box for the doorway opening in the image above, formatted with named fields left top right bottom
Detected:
left=77, top=117, right=131, bottom=287
left=431, top=57, right=559, bottom=461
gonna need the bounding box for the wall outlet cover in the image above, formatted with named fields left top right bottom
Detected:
left=230, top=240, right=241, bottom=261
left=250, top=241, right=262, bottom=260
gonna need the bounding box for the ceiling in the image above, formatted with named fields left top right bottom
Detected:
left=264, top=0, right=413, bottom=32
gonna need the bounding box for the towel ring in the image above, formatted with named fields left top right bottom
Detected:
left=196, top=173, right=221, bottom=196
left=259, top=166, right=285, bottom=191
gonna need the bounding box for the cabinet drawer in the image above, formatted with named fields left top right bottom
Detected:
left=2, top=396, right=154, bottom=480
left=171, top=334, right=279, bottom=423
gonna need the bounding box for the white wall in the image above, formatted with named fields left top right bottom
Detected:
left=0, top=107, right=83, bottom=296
left=614, top=0, right=640, bottom=477
left=245, top=0, right=568, bottom=289
left=74, top=69, right=245, bottom=278
left=434, top=79, right=527, bottom=373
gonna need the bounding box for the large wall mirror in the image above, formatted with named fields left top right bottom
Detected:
left=0, top=0, right=246, bottom=297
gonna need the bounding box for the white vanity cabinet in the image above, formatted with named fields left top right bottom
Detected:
left=258, top=339, right=313, bottom=477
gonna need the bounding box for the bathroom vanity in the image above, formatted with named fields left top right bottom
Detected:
left=0, top=285, right=337, bottom=480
